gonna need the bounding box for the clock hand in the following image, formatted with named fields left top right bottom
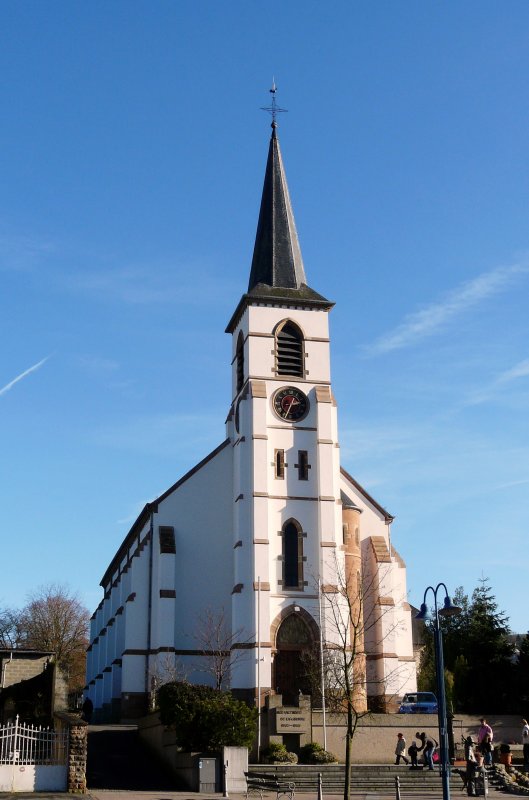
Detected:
left=283, top=397, right=294, bottom=415
left=285, top=396, right=300, bottom=416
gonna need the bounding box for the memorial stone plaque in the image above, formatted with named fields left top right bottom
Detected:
left=276, top=710, right=310, bottom=734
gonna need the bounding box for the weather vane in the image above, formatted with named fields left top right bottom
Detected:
left=260, top=79, right=287, bottom=127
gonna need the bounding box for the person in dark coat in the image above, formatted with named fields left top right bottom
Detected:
left=408, top=740, right=419, bottom=768
left=481, top=734, right=493, bottom=766
left=81, top=697, right=93, bottom=722
left=464, top=736, right=478, bottom=796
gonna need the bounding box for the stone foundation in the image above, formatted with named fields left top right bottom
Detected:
left=54, top=712, right=88, bottom=794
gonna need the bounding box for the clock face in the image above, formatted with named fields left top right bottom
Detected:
left=273, top=386, right=309, bottom=422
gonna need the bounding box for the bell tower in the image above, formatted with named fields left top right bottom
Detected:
left=226, top=113, right=344, bottom=703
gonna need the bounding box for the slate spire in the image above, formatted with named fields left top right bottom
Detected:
left=248, top=123, right=307, bottom=292
left=226, top=117, right=332, bottom=334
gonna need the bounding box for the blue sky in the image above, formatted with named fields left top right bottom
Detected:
left=1, top=2, right=528, bottom=633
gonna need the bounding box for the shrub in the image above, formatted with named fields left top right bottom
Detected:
left=157, top=681, right=257, bottom=751
left=299, top=742, right=337, bottom=764
left=262, top=742, right=298, bottom=763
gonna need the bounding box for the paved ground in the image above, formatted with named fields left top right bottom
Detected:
left=0, top=794, right=456, bottom=800
left=86, top=726, right=177, bottom=791
left=0, top=781, right=493, bottom=800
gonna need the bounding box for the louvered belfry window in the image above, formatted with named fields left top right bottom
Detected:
left=276, top=322, right=304, bottom=377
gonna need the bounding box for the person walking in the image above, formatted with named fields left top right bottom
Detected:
left=81, top=697, right=93, bottom=723
left=481, top=734, right=493, bottom=766
left=478, top=718, right=493, bottom=747
left=522, top=719, right=529, bottom=772
left=395, top=733, right=409, bottom=765
left=408, top=740, right=419, bottom=768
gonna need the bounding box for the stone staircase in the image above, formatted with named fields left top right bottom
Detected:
left=248, top=764, right=464, bottom=794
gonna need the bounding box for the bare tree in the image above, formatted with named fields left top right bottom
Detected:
left=317, top=552, right=412, bottom=800
left=192, top=606, right=250, bottom=690
left=148, top=653, right=188, bottom=710
left=17, top=583, right=90, bottom=692
left=0, top=607, right=21, bottom=649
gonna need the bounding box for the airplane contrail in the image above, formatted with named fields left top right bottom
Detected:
left=0, top=356, right=50, bottom=397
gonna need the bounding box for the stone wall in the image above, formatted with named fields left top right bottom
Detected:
left=0, top=652, right=51, bottom=688
left=138, top=701, right=525, bottom=768
left=260, top=695, right=524, bottom=763
left=310, top=712, right=525, bottom=763
left=0, top=652, right=68, bottom=723
left=55, top=712, right=88, bottom=793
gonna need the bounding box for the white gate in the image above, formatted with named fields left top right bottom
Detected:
left=0, top=716, right=69, bottom=792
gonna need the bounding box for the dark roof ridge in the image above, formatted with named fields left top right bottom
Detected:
left=226, top=289, right=334, bottom=334
left=340, top=465, right=394, bottom=523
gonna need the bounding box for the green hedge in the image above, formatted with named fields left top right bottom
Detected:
left=298, top=742, right=337, bottom=764
left=157, top=681, right=257, bottom=751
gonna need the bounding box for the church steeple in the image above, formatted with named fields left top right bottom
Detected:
left=248, top=123, right=307, bottom=292
left=226, top=117, right=332, bottom=334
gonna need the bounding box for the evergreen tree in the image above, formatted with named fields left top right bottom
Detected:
left=513, top=633, right=529, bottom=717
left=417, top=579, right=515, bottom=713
left=462, top=578, right=514, bottom=712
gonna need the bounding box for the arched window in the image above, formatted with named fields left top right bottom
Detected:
left=236, top=332, right=244, bottom=393
left=276, top=322, right=304, bottom=377
left=282, top=520, right=303, bottom=589
left=276, top=613, right=311, bottom=647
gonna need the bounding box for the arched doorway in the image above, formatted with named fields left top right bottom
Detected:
left=273, top=610, right=315, bottom=705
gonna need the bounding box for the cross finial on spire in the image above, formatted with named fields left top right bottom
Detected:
left=260, top=79, right=287, bottom=131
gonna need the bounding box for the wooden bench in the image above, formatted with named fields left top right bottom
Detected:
left=244, top=771, right=296, bottom=800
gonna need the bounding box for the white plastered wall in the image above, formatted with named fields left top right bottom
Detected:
left=229, top=301, right=344, bottom=694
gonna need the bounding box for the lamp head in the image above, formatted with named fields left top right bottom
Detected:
left=438, top=595, right=462, bottom=617
left=415, top=602, right=432, bottom=622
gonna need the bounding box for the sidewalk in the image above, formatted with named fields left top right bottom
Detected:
left=85, top=794, right=443, bottom=800
left=0, top=792, right=450, bottom=800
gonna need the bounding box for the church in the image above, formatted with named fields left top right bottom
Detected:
left=85, top=113, right=417, bottom=722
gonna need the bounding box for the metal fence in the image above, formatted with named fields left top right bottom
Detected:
left=0, top=716, right=68, bottom=766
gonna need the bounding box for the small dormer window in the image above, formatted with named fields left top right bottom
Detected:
left=276, top=322, right=304, bottom=377
left=236, top=332, right=244, bottom=392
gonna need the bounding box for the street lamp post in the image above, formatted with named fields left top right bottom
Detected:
left=416, top=584, right=461, bottom=800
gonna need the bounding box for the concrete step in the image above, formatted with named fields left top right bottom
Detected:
left=248, top=764, right=462, bottom=793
